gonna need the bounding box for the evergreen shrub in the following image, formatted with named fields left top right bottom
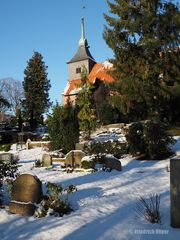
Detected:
left=47, top=104, right=79, bottom=153
left=84, top=140, right=128, bottom=159
left=0, top=162, right=19, bottom=206
left=81, top=160, right=95, bottom=169
left=143, top=121, right=174, bottom=159
left=35, top=182, right=77, bottom=218
left=125, top=122, right=144, bottom=155
left=0, top=144, right=11, bottom=152
left=98, top=103, right=120, bottom=125
left=126, top=121, right=174, bottom=159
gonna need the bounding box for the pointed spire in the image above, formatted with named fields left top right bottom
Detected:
left=79, top=17, right=87, bottom=47
left=67, top=16, right=95, bottom=64
left=81, top=17, right=85, bottom=40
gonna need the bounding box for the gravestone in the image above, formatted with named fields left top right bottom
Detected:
left=170, top=156, right=180, bottom=228
left=9, top=174, right=42, bottom=216
left=65, top=150, right=85, bottom=168
left=26, top=139, right=31, bottom=150
left=105, top=155, right=122, bottom=171
left=42, top=153, right=52, bottom=167
left=0, top=153, right=12, bottom=163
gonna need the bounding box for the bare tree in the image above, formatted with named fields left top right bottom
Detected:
left=0, top=78, right=24, bottom=115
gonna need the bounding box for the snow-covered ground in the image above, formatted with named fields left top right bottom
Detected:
left=0, top=137, right=180, bottom=240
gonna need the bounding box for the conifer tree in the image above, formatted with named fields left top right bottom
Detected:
left=76, top=66, right=96, bottom=140
left=22, top=52, right=51, bottom=130
left=104, top=0, right=180, bottom=122
left=47, top=103, right=79, bottom=152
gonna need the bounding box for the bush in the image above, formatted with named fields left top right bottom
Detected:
left=125, top=122, right=144, bottom=155
left=5, top=178, right=13, bottom=199
left=84, top=140, right=128, bottom=159
left=81, top=159, right=95, bottom=169
left=0, top=132, right=12, bottom=144
left=0, top=162, right=19, bottom=206
left=126, top=121, right=174, bottom=159
left=143, top=121, right=174, bottom=159
left=98, top=103, right=120, bottom=125
left=34, top=159, right=42, bottom=168
left=35, top=182, right=77, bottom=218
left=135, top=194, right=161, bottom=224
left=0, top=131, right=18, bottom=144
left=0, top=144, right=11, bottom=152
left=47, top=104, right=79, bottom=153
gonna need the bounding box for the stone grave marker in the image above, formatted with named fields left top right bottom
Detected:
left=42, top=153, right=52, bottom=167
left=9, top=174, right=42, bottom=216
left=65, top=150, right=85, bottom=168
left=170, top=156, right=180, bottom=228
left=105, top=155, right=122, bottom=171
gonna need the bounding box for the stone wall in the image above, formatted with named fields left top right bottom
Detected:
left=26, top=139, right=51, bottom=150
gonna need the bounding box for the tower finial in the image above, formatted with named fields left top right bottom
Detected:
left=79, top=6, right=86, bottom=46
left=81, top=17, right=85, bottom=41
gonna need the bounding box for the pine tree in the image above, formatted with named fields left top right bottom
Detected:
left=104, top=0, right=180, bottom=122
left=22, top=52, right=51, bottom=130
left=16, top=108, right=23, bottom=132
left=76, top=66, right=96, bottom=140
left=47, top=103, right=79, bottom=152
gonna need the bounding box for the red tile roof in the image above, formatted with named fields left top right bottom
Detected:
left=89, top=61, right=114, bottom=83
left=63, top=61, right=114, bottom=96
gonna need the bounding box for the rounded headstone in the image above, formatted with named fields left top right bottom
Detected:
left=105, top=156, right=122, bottom=171
left=65, top=150, right=85, bottom=168
left=9, top=174, right=42, bottom=216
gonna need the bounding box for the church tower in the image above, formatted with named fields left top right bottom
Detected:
left=67, top=17, right=96, bottom=80
left=62, top=17, right=114, bottom=106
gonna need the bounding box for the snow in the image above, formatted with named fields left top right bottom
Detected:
left=69, top=87, right=82, bottom=95
left=90, top=126, right=126, bottom=143
left=0, top=139, right=180, bottom=239
left=102, top=61, right=113, bottom=69
left=62, top=81, right=70, bottom=95
left=81, top=155, right=94, bottom=162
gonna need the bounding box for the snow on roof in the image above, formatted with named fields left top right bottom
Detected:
left=62, top=81, right=70, bottom=95
left=102, top=60, right=113, bottom=69
left=69, top=87, right=82, bottom=95
left=63, top=79, right=81, bottom=96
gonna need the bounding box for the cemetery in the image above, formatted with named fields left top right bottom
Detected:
left=0, top=0, right=179, bottom=239
left=0, top=126, right=180, bottom=239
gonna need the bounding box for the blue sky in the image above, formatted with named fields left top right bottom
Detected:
left=0, top=0, right=113, bottom=105
left=0, top=0, right=179, bottom=106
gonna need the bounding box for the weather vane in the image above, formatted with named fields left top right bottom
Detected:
left=81, top=5, right=86, bottom=17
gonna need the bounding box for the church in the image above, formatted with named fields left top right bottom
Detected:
left=62, top=17, right=114, bottom=106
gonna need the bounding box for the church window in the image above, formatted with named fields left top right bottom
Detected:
left=76, top=67, right=81, bottom=74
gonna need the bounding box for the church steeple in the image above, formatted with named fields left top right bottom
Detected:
left=79, top=17, right=86, bottom=47
left=67, top=17, right=95, bottom=64
left=67, top=17, right=96, bottom=81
